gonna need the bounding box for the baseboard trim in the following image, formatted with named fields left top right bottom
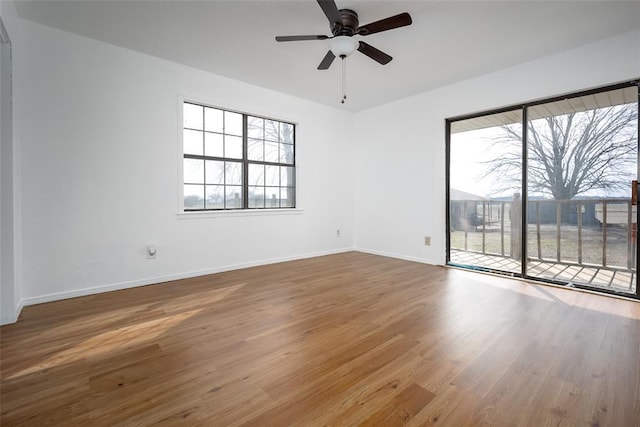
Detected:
left=20, top=247, right=356, bottom=308
left=15, top=299, right=24, bottom=322
left=0, top=298, right=23, bottom=325
left=354, top=248, right=439, bottom=266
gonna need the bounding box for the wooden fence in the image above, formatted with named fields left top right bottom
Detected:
left=450, top=198, right=637, bottom=270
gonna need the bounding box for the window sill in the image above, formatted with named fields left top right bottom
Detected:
left=177, top=208, right=304, bottom=220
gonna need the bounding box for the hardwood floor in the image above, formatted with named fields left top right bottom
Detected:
left=1, top=252, right=639, bottom=426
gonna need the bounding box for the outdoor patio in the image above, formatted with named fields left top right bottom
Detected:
left=450, top=249, right=636, bottom=294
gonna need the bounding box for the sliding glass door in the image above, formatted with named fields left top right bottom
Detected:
left=525, top=86, right=638, bottom=294
left=448, top=110, right=523, bottom=275
left=447, top=82, right=640, bottom=298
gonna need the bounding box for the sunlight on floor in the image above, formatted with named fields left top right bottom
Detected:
left=150, top=283, right=246, bottom=311
left=451, top=268, right=640, bottom=320
left=7, top=308, right=203, bottom=380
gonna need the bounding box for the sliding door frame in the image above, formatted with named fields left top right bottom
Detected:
left=446, top=79, right=640, bottom=299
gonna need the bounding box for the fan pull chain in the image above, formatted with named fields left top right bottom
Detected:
left=341, top=55, right=347, bottom=104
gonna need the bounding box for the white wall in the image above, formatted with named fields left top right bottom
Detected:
left=353, top=29, right=640, bottom=265
left=12, top=16, right=355, bottom=307
left=0, top=2, right=21, bottom=324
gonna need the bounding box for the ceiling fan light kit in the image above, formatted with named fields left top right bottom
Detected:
left=275, top=0, right=412, bottom=104
left=328, top=36, right=358, bottom=58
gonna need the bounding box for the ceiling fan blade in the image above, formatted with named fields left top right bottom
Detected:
left=317, top=50, right=336, bottom=70
left=275, top=35, right=329, bottom=42
left=317, top=0, right=342, bottom=25
left=357, top=41, right=392, bottom=65
left=357, top=12, right=412, bottom=36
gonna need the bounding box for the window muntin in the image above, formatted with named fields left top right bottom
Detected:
left=182, top=102, right=295, bottom=211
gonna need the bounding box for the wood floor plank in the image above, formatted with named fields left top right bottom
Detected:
left=313, top=350, right=428, bottom=426
left=360, top=383, right=436, bottom=426
left=405, top=383, right=482, bottom=427
left=1, top=252, right=639, bottom=425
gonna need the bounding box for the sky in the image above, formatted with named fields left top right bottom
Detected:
left=450, top=127, right=519, bottom=199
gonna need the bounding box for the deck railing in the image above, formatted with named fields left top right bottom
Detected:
left=450, top=198, right=637, bottom=271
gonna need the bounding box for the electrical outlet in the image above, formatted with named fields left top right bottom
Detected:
left=147, top=245, right=157, bottom=259
left=336, top=229, right=341, bottom=238
left=424, top=236, right=431, bottom=246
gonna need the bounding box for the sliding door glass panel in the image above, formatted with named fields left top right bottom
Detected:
left=449, top=110, right=523, bottom=274
left=525, top=86, right=638, bottom=295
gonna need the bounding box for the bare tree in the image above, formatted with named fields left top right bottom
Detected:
left=486, top=103, right=637, bottom=200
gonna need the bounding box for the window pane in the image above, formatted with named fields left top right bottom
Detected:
left=225, top=186, right=242, bottom=209
left=265, top=165, right=279, bottom=186
left=204, top=132, right=224, bottom=158
left=281, top=187, right=295, bottom=208
left=266, top=187, right=279, bottom=207
left=248, top=116, right=264, bottom=139
left=281, top=166, right=295, bottom=187
left=225, top=111, right=243, bottom=136
left=280, top=123, right=294, bottom=144
left=205, top=185, right=224, bottom=209
left=183, top=103, right=203, bottom=130
left=249, top=164, right=265, bottom=186
left=449, top=109, right=522, bottom=275
left=204, top=107, right=223, bottom=133
left=265, top=141, right=279, bottom=163
left=225, top=162, right=242, bottom=185
left=525, top=87, right=638, bottom=293
left=183, top=129, right=203, bottom=155
left=184, top=158, right=204, bottom=184
left=184, top=184, right=204, bottom=209
left=280, top=143, right=294, bottom=164
left=248, top=138, right=264, bottom=161
left=249, top=186, right=265, bottom=208
left=205, top=160, right=224, bottom=184
left=225, top=135, right=243, bottom=159
left=265, top=120, right=279, bottom=141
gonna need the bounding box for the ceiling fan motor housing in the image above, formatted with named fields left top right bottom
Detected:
left=332, top=9, right=359, bottom=36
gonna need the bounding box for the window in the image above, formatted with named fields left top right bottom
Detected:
left=182, top=101, right=296, bottom=210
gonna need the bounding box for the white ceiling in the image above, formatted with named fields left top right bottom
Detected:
left=12, top=0, right=640, bottom=112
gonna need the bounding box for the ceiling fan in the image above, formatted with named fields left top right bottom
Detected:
left=275, top=0, right=413, bottom=70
